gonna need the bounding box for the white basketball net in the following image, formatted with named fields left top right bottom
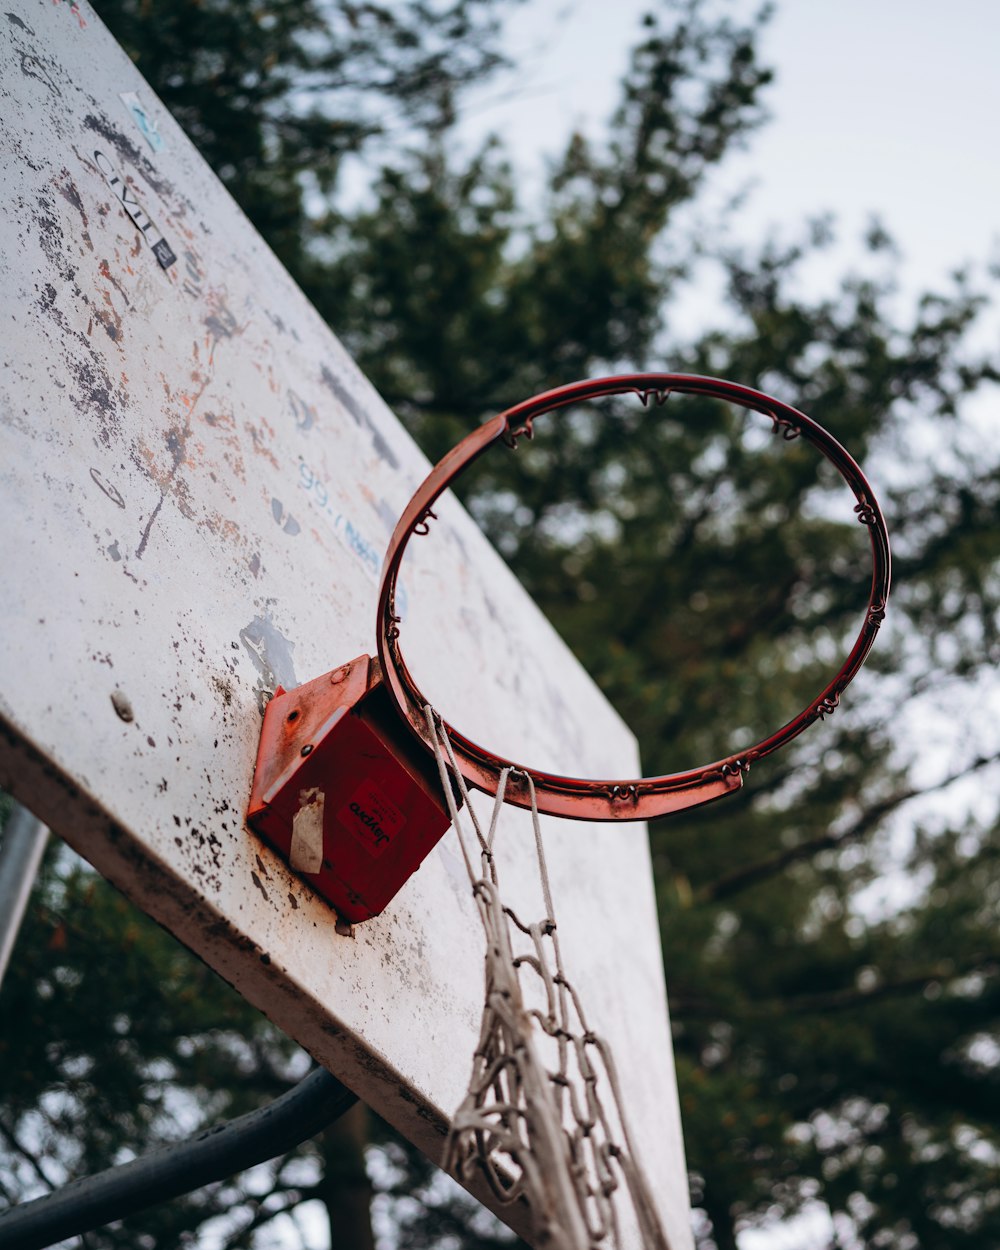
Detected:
left=425, top=709, right=673, bottom=1250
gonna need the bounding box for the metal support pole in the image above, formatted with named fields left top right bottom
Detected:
left=0, top=1066, right=358, bottom=1250
left=0, top=803, right=49, bottom=991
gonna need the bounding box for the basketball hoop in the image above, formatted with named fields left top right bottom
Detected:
left=377, top=373, right=891, bottom=822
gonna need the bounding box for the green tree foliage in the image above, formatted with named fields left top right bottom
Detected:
left=327, top=15, right=1000, bottom=1242
left=3, top=1, right=999, bottom=1248
left=100, top=0, right=518, bottom=280
left=0, top=846, right=312, bottom=1246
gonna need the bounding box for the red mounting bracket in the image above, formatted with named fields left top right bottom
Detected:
left=246, top=655, right=456, bottom=924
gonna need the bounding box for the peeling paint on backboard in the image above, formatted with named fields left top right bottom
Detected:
left=290, top=787, right=325, bottom=873
left=120, top=90, right=166, bottom=153
left=239, top=614, right=298, bottom=708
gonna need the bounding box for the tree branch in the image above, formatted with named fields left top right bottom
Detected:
left=219, top=1184, right=315, bottom=1250
left=673, top=956, right=999, bottom=1020
left=697, top=752, right=1000, bottom=904
left=0, top=1115, right=61, bottom=1192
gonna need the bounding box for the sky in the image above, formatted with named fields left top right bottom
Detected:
left=461, top=0, right=1000, bottom=339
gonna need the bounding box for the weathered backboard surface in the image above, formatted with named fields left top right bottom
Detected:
left=0, top=2, right=692, bottom=1244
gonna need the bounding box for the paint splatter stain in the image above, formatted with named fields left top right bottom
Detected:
left=111, top=689, right=134, bottom=722
left=270, top=498, right=300, bottom=536
left=90, top=468, right=125, bottom=508
left=20, top=52, right=61, bottom=95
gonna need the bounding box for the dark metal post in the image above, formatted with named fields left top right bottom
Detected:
left=0, top=803, right=49, bottom=990
left=0, top=1066, right=358, bottom=1250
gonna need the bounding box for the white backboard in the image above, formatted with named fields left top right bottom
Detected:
left=0, top=2, right=692, bottom=1244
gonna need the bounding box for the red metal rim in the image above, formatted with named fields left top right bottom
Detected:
left=376, top=373, right=891, bottom=821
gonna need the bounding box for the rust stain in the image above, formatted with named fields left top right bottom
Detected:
left=93, top=294, right=123, bottom=342
left=203, top=513, right=242, bottom=544
left=55, top=173, right=87, bottom=224
left=98, top=257, right=129, bottom=304
left=244, top=419, right=281, bottom=470
left=54, top=170, right=94, bottom=251
left=202, top=407, right=234, bottom=430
